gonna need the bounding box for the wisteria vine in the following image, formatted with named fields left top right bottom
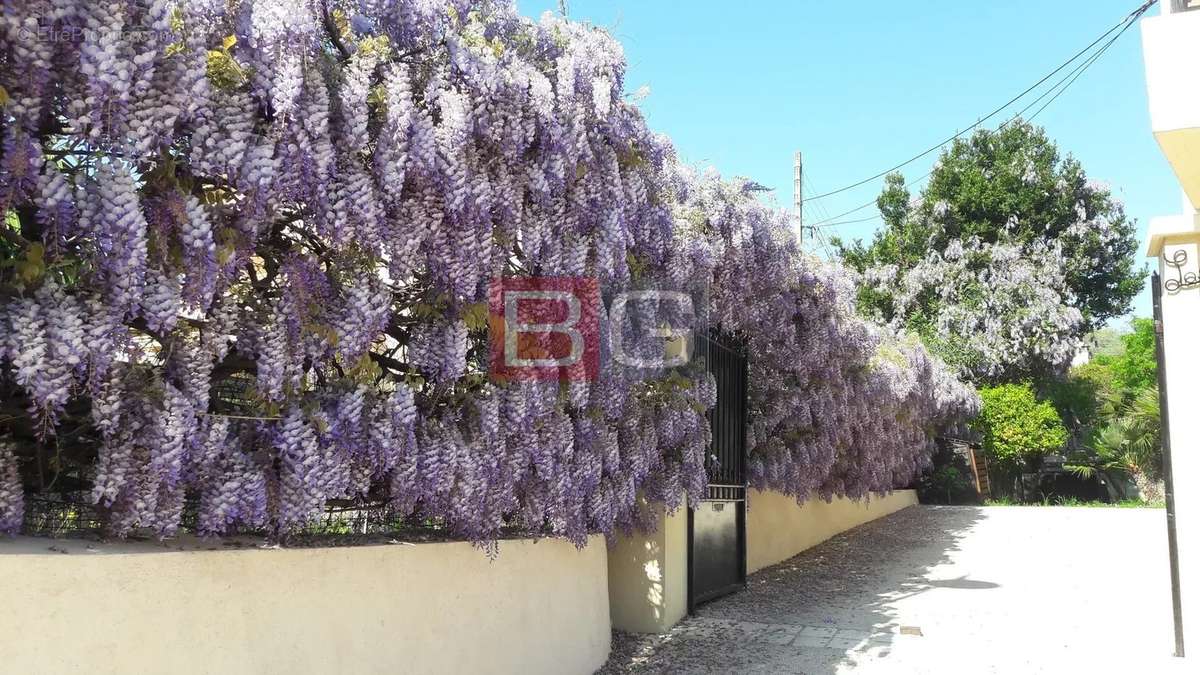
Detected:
left=0, top=0, right=977, bottom=544
left=674, top=169, right=978, bottom=501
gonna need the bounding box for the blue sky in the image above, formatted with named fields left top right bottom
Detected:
left=517, top=0, right=1181, bottom=322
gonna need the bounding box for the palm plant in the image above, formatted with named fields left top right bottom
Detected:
left=1065, top=386, right=1162, bottom=499
left=1122, top=387, right=1163, bottom=476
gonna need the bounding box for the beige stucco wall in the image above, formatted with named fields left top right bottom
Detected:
left=608, top=491, right=917, bottom=634
left=607, top=504, right=688, bottom=634
left=0, top=534, right=610, bottom=675
left=747, top=489, right=918, bottom=574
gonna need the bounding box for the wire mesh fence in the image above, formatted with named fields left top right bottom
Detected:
left=22, top=494, right=104, bottom=538
left=19, top=493, right=537, bottom=547
left=7, top=372, right=543, bottom=547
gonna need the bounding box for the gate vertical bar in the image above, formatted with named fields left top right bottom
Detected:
left=738, top=338, right=748, bottom=585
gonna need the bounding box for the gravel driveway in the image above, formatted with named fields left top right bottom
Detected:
left=598, top=505, right=1186, bottom=674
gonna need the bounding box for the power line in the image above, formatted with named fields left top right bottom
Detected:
left=815, top=213, right=887, bottom=229
left=800, top=173, right=832, bottom=254
left=803, top=0, right=1158, bottom=204
left=1006, top=6, right=1140, bottom=123
left=812, top=218, right=835, bottom=258
left=1027, top=11, right=1139, bottom=121
left=808, top=2, right=1148, bottom=230
left=794, top=172, right=837, bottom=257
left=806, top=206, right=836, bottom=258
left=809, top=194, right=894, bottom=228
left=800, top=174, right=827, bottom=227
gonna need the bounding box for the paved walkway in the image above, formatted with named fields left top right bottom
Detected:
left=599, top=505, right=1186, bottom=674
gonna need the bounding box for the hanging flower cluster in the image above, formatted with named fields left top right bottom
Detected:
left=673, top=169, right=979, bottom=503
left=0, top=0, right=976, bottom=544
left=862, top=234, right=1085, bottom=380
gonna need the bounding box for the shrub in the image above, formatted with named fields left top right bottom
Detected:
left=973, top=384, right=1068, bottom=467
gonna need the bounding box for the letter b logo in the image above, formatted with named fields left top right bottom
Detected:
left=488, top=277, right=600, bottom=381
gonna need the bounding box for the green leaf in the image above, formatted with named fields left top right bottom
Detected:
left=14, top=243, right=47, bottom=284
left=169, top=7, right=186, bottom=34
left=367, top=84, right=388, bottom=112
left=206, top=49, right=246, bottom=90
left=463, top=302, right=490, bottom=332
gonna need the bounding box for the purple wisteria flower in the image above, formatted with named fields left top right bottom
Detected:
left=0, top=0, right=977, bottom=545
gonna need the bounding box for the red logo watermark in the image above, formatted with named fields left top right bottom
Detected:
left=488, top=277, right=601, bottom=381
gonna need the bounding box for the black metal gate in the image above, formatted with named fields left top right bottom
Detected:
left=687, top=332, right=747, bottom=611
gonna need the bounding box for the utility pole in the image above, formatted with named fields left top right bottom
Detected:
left=793, top=151, right=803, bottom=248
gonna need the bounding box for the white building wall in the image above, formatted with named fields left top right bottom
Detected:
left=1141, top=2, right=1200, bottom=656
left=1155, top=239, right=1200, bottom=654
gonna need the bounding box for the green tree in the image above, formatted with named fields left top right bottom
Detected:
left=901, top=121, right=1141, bottom=328
left=1109, top=318, right=1156, bottom=394
left=973, top=383, right=1069, bottom=468
left=836, top=121, right=1143, bottom=383
left=1050, top=318, right=1162, bottom=498
left=1045, top=362, right=1114, bottom=436
left=1057, top=318, right=1155, bottom=422
left=1066, top=386, right=1162, bottom=495
left=1088, top=325, right=1129, bottom=358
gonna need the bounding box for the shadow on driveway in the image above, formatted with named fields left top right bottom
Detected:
left=599, top=505, right=987, bottom=673
left=599, top=504, right=1180, bottom=674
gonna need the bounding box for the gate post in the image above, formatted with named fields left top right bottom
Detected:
left=1147, top=208, right=1200, bottom=656
left=607, top=503, right=689, bottom=634
left=606, top=332, right=749, bottom=633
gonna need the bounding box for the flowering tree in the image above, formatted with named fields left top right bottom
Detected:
left=837, top=122, right=1142, bottom=382
left=863, top=237, right=1085, bottom=381
left=0, top=0, right=977, bottom=543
